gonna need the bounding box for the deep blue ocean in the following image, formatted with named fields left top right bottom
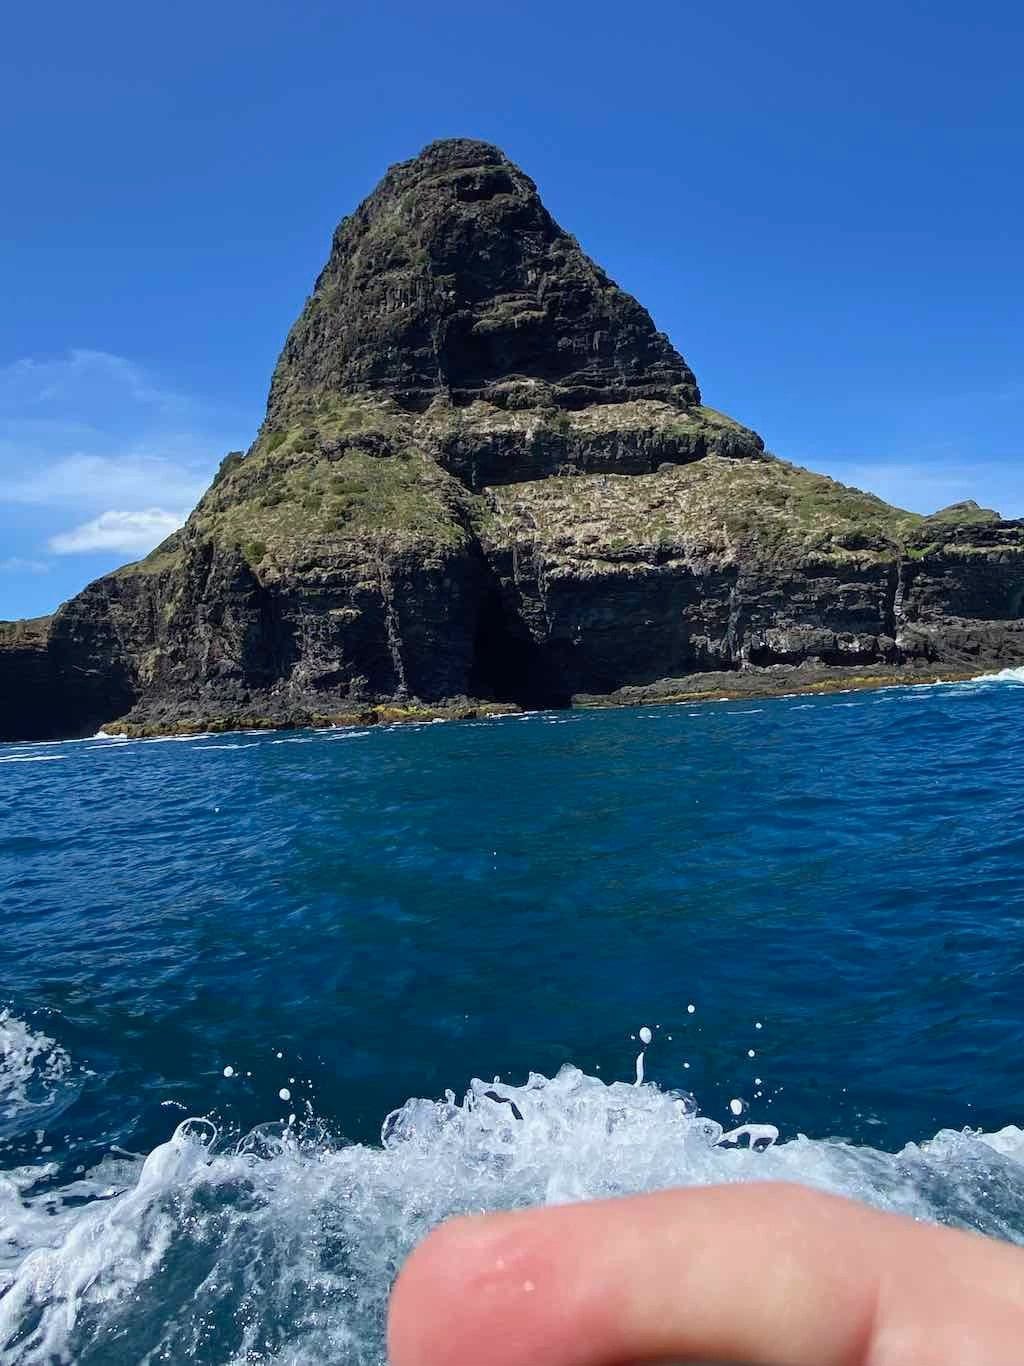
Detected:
left=3, top=671, right=1024, bottom=1363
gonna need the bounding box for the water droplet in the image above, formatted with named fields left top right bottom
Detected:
left=639, top=1026, right=652, bottom=1045
left=279, top=1087, right=291, bottom=1102
left=222, top=1066, right=234, bottom=1078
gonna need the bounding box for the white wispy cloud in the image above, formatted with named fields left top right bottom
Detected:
left=7, top=453, right=209, bottom=512
left=0, top=349, right=190, bottom=414
left=0, top=349, right=256, bottom=616
left=0, top=351, right=226, bottom=521
left=0, top=350, right=253, bottom=589
left=49, top=508, right=186, bottom=556
left=0, top=557, right=51, bottom=574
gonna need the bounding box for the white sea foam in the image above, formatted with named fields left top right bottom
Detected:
left=969, top=665, right=1024, bottom=686
left=2, top=1064, right=1024, bottom=1364
left=0, top=755, right=66, bottom=764
left=0, top=737, right=95, bottom=750
left=0, top=1013, right=77, bottom=1133
left=194, top=743, right=260, bottom=750
left=146, top=732, right=216, bottom=743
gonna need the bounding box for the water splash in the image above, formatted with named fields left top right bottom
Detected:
left=969, top=666, right=1024, bottom=686
left=2, top=1064, right=1024, bottom=1364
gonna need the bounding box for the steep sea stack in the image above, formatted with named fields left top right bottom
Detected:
left=3, top=138, right=1023, bottom=740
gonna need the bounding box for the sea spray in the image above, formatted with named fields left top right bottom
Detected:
left=3, top=1061, right=1024, bottom=1364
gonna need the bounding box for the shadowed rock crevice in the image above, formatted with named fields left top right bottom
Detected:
left=466, top=581, right=570, bottom=710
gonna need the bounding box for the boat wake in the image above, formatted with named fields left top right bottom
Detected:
left=2, top=1050, right=1024, bottom=1364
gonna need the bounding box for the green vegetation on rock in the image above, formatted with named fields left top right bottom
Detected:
left=923, top=500, right=1001, bottom=526
left=0, top=616, right=52, bottom=645
left=480, top=454, right=925, bottom=566
left=192, top=407, right=477, bottom=562
left=112, top=531, right=186, bottom=579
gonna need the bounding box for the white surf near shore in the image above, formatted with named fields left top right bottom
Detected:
left=970, top=665, right=1024, bottom=685
left=0, top=662, right=1020, bottom=767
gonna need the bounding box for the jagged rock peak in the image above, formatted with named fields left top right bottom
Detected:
left=267, top=137, right=701, bottom=419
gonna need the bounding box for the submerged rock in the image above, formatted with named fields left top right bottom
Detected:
left=3, top=139, right=1023, bottom=739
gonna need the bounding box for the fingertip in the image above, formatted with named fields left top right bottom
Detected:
left=387, top=1213, right=535, bottom=1366
left=388, top=1187, right=888, bottom=1366
left=388, top=1208, right=620, bottom=1366
left=388, top=1215, right=484, bottom=1366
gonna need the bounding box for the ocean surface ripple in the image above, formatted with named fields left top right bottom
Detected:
left=2, top=671, right=1024, bottom=1362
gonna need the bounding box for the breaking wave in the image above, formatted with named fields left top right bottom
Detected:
left=969, top=665, right=1024, bottom=686
left=2, top=1062, right=1023, bottom=1365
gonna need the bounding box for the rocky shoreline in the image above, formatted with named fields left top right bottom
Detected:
left=88, top=662, right=999, bottom=739
left=572, top=660, right=999, bottom=707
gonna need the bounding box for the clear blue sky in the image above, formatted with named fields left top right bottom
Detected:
left=2, top=0, right=1021, bottom=619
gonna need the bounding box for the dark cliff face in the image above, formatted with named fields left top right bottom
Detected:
left=267, top=138, right=699, bottom=418
left=0, top=584, right=142, bottom=741
left=2, top=141, right=1023, bottom=741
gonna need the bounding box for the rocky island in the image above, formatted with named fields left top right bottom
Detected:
left=3, top=138, right=1023, bottom=740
